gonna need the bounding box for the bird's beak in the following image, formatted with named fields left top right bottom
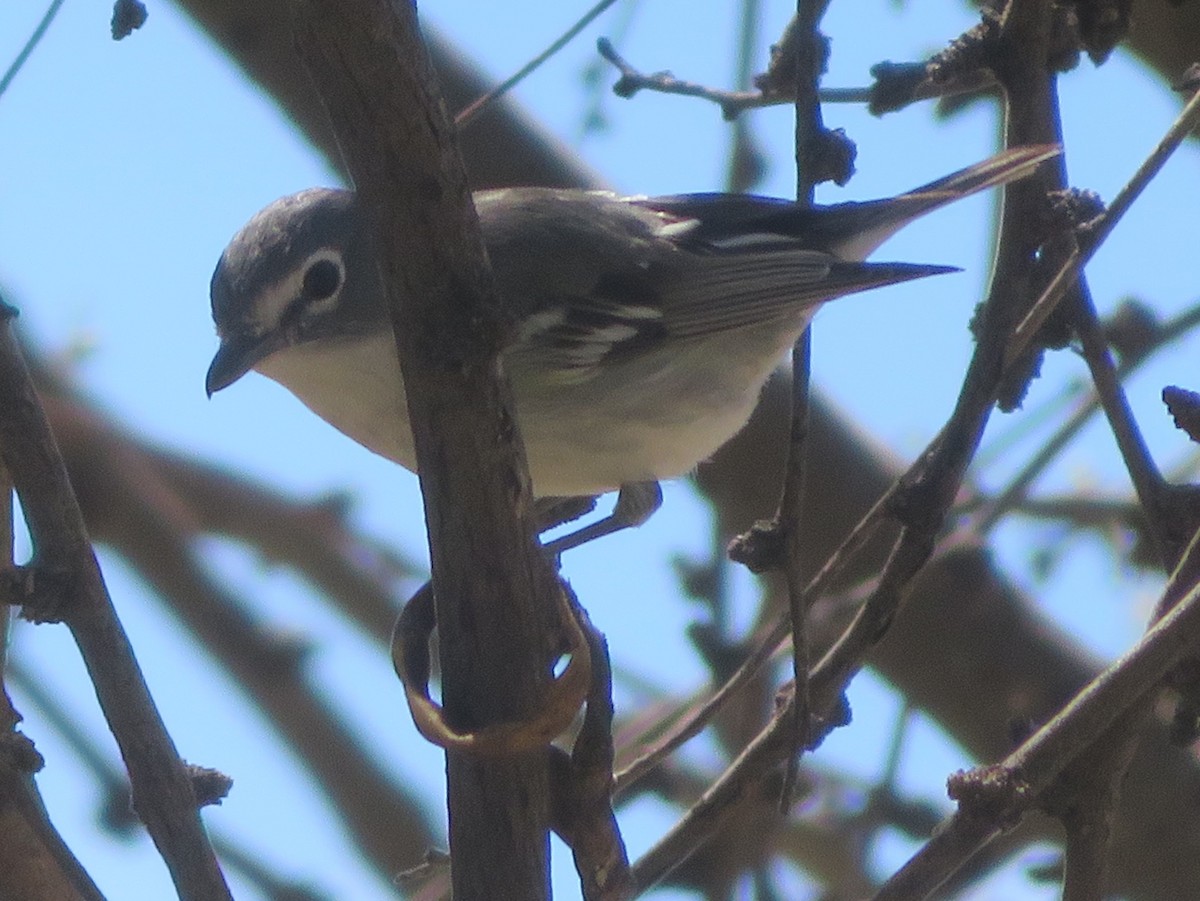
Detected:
left=206, top=331, right=285, bottom=397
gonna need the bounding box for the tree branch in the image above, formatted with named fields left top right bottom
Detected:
left=292, top=2, right=564, bottom=898
left=0, top=308, right=231, bottom=899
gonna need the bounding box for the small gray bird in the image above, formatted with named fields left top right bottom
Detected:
left=207, top=146, right=1055, bottom=540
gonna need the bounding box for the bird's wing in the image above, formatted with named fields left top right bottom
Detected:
left=651, top=251, right=955, bottom=339
left=511, top=220, right=953, bottom=375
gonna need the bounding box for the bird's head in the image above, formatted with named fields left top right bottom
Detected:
left=206, top=188, right=382, bottom=397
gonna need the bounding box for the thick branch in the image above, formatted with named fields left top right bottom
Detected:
left=292, top=3, right=560, bottom=899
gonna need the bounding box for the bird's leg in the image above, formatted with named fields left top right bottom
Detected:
left=388, top=482, right=663, bottom=748
left=541, top=480, right=663, bottom=556
left=390, top=580, right=592, bottom=754
left=534, top=495, right=599, bottom=533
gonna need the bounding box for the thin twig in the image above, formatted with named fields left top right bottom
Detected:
left=455, top=0, right=621, bottom=128
left=724, top=0, right=763, bottom=192
left=1005, top=83, right=1200, bottom=368
left=876, top=526, right=1200, bottom=899
left=1070, top=285, right=1172, bottom=564
left=597, top=37, right=868, bottom=121
left=879, top=703, right=912, bottom=790
left=551, top=606, right=633, bottom=900
left=777, top=0, right=831, bottom=812
left=613, top=491, right=890, bottom=794
left=780, top=327, right=813, bottom=809
left=973, top=303, right=1200, bottom=533
left=0, top=0, right=67, bottom=100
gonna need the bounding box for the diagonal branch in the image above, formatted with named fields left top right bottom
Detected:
left=0, top=307, right=231, bottom=900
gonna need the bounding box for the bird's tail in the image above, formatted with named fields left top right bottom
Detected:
left=902, top=144, right=1061, bottom=205
left=824, top=144, right=1061, bottom=260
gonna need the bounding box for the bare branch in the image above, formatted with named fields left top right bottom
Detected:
left=972, top=302, right=1200, bottom=536
left=878, top=528, right=1200, bottom=898
left=292, top=2, right=566, bottom=898
left=1005, top=83, right=1200, bottom=368
left=0, top=0, right=67, bottom=99
left=456, top=0, right=621, bottom=128
left=550, top=606, right=633, bottom=900
left=776, top=0, right=833, bottom=811
left=597, top=36, right=869, bottom=121
left=0, top=307, right=231, bottom=899
left=0, top=459, right=104, bottom=901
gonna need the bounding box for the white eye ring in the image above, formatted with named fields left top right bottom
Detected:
left=302, top=254, right=344, bottom=301
left=293, top=250, right=345, bottom=316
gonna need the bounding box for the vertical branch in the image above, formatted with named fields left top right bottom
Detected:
left=1, top=459, right=11, bottom=689
left=777, top=0, right=832, bottom=804
left=551, top=607, right=633, bottom=900
left=725, top=0, right=763, bottom=193
left=292, top=2, right=563, bottom=898
left=993, top=5, right=1173, bottom=895
left=1056, top=708, right=1139, bottom=901
left=791, top=0, right=832, bottom=203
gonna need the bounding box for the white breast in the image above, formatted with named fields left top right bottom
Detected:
left=255, top=331, right=418, bottom=471
left=253, top=320, right=800, bottom=498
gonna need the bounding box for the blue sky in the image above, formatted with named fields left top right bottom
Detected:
left=2, top=1, right=1197, bottom=898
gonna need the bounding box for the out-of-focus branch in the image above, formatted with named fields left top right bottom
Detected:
left=1126, top=0, right=1200, bottom=89
left=175, top=0, right=599, bottom=189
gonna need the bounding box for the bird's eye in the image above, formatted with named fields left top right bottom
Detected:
left=303, top=258, right=342, bottom=301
